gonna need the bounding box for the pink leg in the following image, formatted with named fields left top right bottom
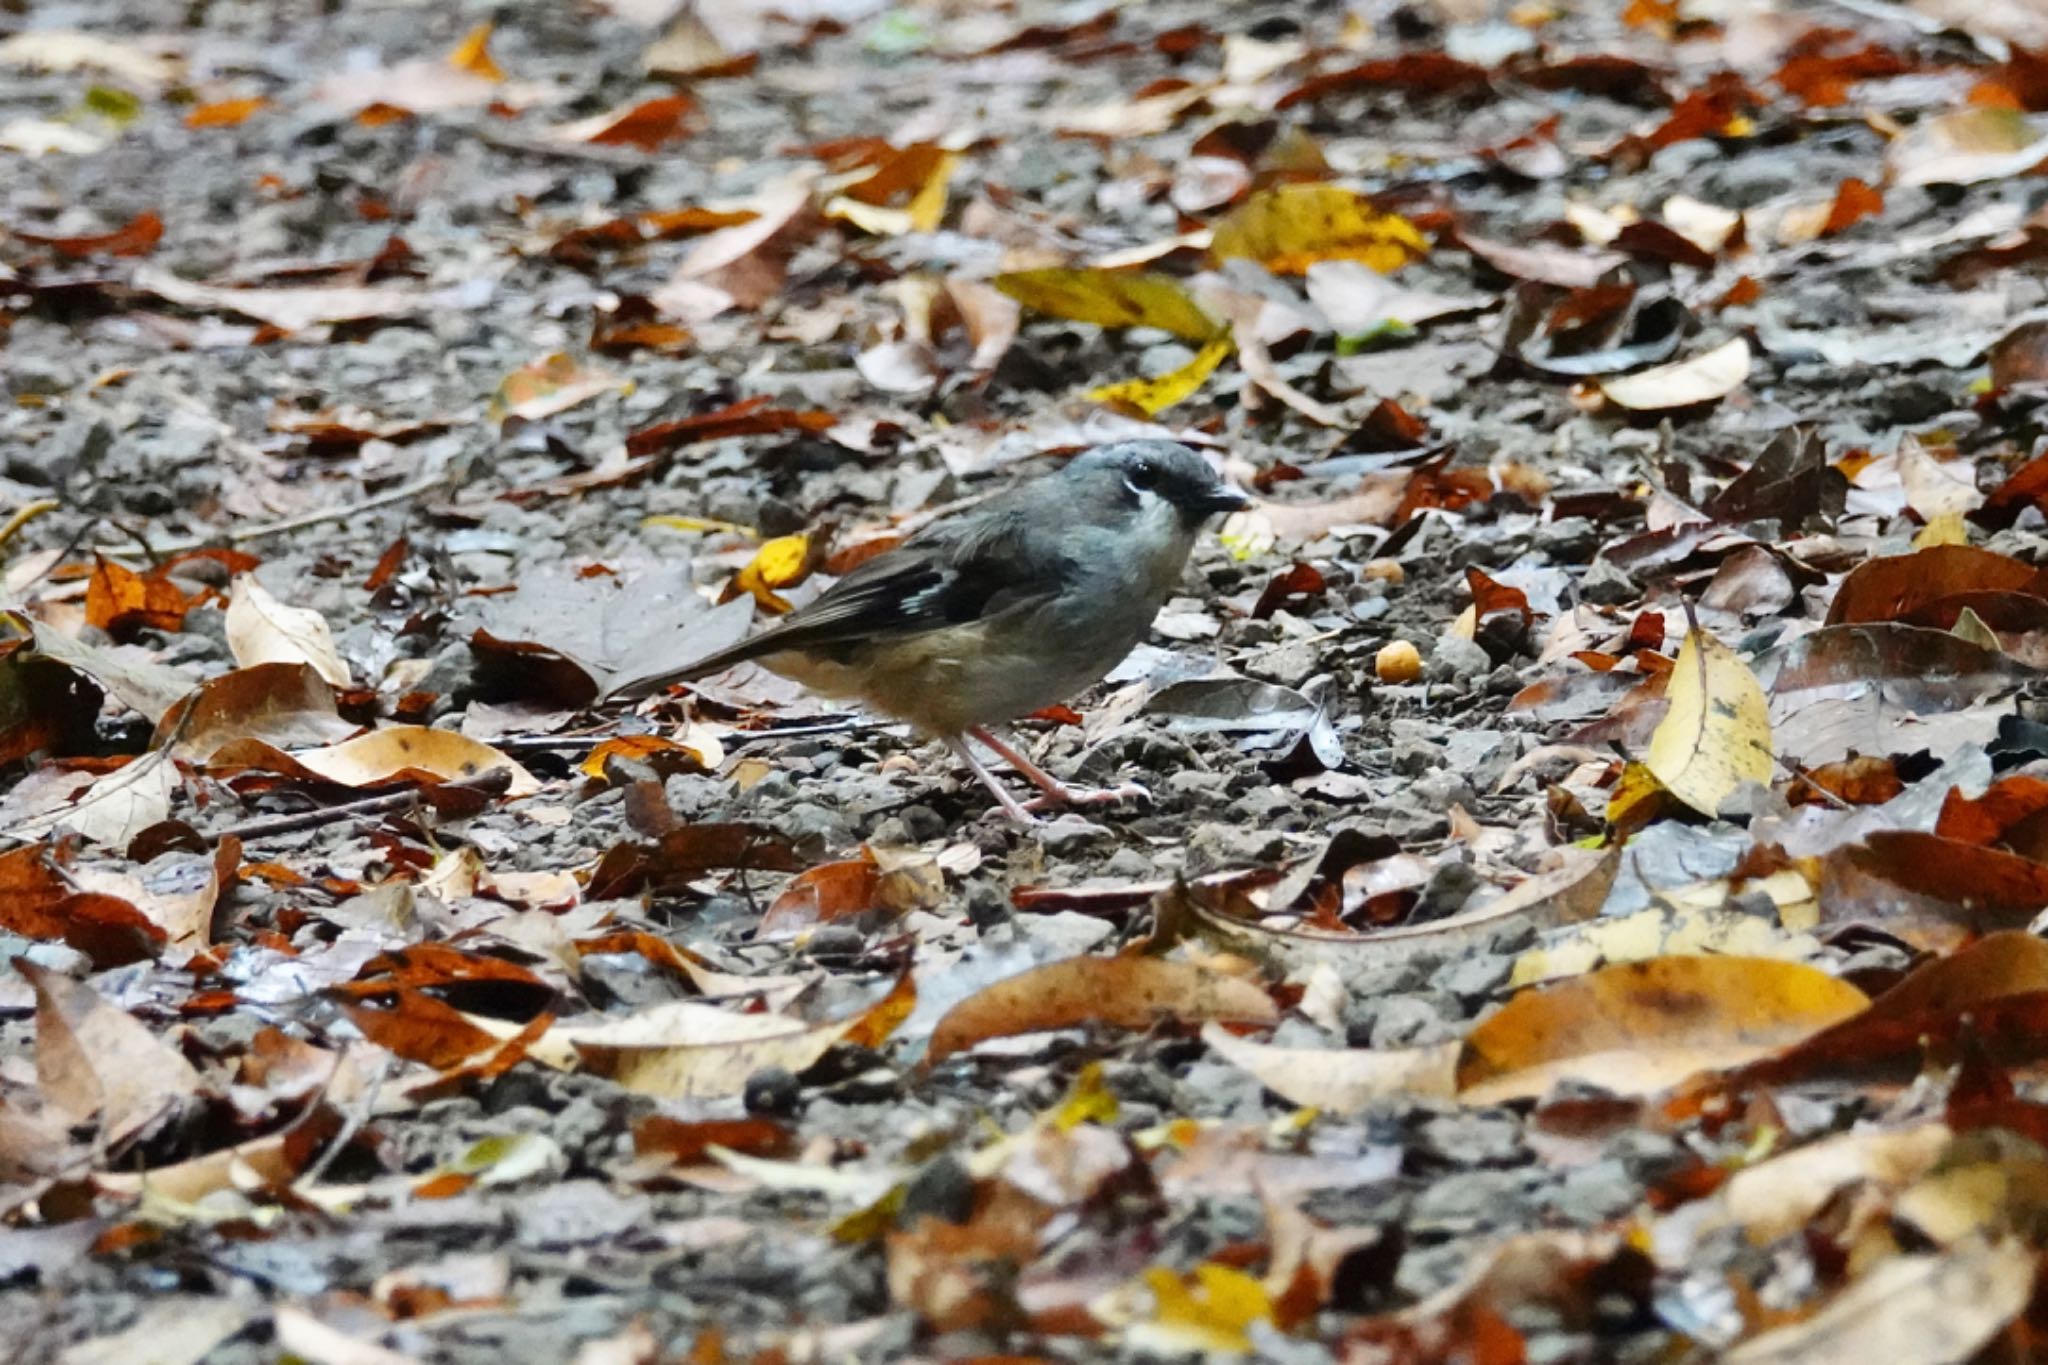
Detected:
left=967, top=727, right=1148, bottom=811
left=945, top=735, right=1039, bottom=825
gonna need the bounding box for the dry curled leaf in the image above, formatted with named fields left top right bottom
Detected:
left=926, top=955, right=1276, bottom=1063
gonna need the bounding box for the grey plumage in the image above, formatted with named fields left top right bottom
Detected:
left=612, top=439, right=1247, bottom=819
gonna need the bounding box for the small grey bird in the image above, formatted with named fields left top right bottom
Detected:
left=614, top=440, right=1249, bottom=821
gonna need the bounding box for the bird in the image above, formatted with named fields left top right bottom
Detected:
left=611, top=440, right=1250, bottom=822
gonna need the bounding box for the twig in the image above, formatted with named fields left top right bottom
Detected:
left=207, top=787, right=425, bottom=844
left=91, top=469, right=455, bottom=559
left=207, top=769, right=512, bottom=845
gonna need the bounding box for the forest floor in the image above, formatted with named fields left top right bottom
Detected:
left=8, top=0, right=2048, bottom=1361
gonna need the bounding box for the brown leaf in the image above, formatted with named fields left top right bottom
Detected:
left=624, top=395, right=836, bottom=460
left=1824, top=544, right=2048, bottom=628
left=342, top=989, right=503, bottom=1069
left=926, top=956, right=1276, bottom=1064
left=633, top=1115, right=795, bottom=1165
left=21, top=958, right=202, bottom=1142
left=0, top=844, right=163, bottom=966
left=1818, top=832, right=2048, bottom=950
left=156, top=661, right=357, bottom=761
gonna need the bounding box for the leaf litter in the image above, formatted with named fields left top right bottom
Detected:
left=15, top=0, right=2048, bottom=1360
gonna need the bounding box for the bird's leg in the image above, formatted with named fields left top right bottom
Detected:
left=945, top=735, right=1040, bottom=825
left=967, top=726, right=1148, bottom=811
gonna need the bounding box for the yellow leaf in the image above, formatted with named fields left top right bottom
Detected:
left=1603, top=758, right=1674, bottom=833
left=907, top=151, right=957, bottom=233
left=1210, top=184, right=1428, bottom=275
left=446, top=22, right=503, bottom=82
left=1050, top=1061, right=1119, bottom=1131
left=1087, top=333, right=1233, bottom=414
left=993, top=268, right=1221, bottom=341
left=643, top=513, right=757, bottom=537
left=1915, top=510, right=1970, bottom=548
left=1136, top=1263, right=1274, bottom=1355
left=725, top=533, right=812, bottom=614
left=1643, top=621, right=1773, bottom=818
left=1456, top=955, right=1869, bottom=1104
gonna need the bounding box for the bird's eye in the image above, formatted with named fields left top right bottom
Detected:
left=1124, top=460, right=1158, bottom=495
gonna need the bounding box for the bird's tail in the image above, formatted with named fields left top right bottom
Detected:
left=603, top=599, right=776, bottom=701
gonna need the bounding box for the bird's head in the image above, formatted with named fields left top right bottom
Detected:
left=1065, top=440, right=1251, bottom=531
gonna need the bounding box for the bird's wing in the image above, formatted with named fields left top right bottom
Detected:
left=606, top=508, right=1067, bottom=698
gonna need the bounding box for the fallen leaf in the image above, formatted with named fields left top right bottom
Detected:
left=1599, top=337, right=1751, bottom=409
left=1889, top=106, right=2048, bottom=186
left=156, top=662, right=357, bottom=761
left=553, top=94, right=698, bottom=151
left=22, top=958, right=202, bottom=1143
left=1209, top=184, right=1427, bottom=275
left=1456, top=955, right=1869, bottom=1103
left=216, top=726, right=538, bottom=796
left=0, top=843, right=164, bottom=967
left=491, top=353, right=625, bottom=424
left=1088, top=334, right=1233, bottom=415
left=993, top=268, right=1222, bottom=342
left=184, top=96, right=268, bottom=129
left=1641, top=619, right=1773, bottom=818
left=1825, top=544, right=2046, bottom=627
left=223, top=575, right=350, bottom=686
left=720, top=533, right=813, bottom=614
left=16, top=210, right=162, bottom=259
left=132, top=265, right=422, bottom=332
left=1721, top=1237, right=2033, bottom=1364
left=1201, top=1023, right=1457, bottom=1111
left=85, top=556, right=191, bottom=635
left=1756, top=624, right=2029, bottom=769
left=927, top=956, right=1276, bottom=1063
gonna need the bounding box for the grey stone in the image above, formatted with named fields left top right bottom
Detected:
left=1579, top=557, right=1639, bottom=606
left=1427, top=635, right=1492, bottom=682
left=6, top=417, right=109, bottom=487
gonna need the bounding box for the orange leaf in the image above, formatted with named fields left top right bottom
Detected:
left=17, top=211, right=163, bottom=258
left=927, top=956, right=1276, bottom=1064
left=85, top=556, right=191, bottom=634
left=184, top=96, right=268, bottom=129
left=342, top=989, right=503, bottom=1069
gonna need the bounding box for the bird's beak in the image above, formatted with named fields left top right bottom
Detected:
left=1196, top=486, right=1253, bottom=516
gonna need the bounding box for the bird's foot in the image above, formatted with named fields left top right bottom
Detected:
left=1022, top=780, right=1150, bottom=813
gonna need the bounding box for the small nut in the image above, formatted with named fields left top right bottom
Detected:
left=1362, top=558, right=1405, bottom=585
left=1375, top=639, right=1423, bottom=684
